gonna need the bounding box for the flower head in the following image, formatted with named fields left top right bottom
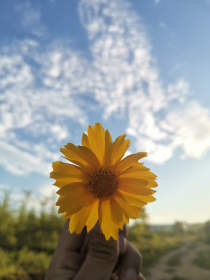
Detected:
left=50, top=123, right=157, bottom=240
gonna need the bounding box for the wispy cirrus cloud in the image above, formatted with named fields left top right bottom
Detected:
left=1, top=0, right=210, bottom=176
left=15, top=1, right=47, bottom=37
left=0, top=40, right=90, bottom=175
left=79, top=0, right=210, bottom=163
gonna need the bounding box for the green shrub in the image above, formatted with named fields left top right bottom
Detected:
left=194, top=248, right=210, bottom=270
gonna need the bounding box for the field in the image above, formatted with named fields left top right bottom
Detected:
left=0, top=193, right=210, bottom=280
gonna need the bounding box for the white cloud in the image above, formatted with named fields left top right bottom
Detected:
left=79, top=0, right=210, bottom=164
left=1, top=0, right=210, bottom=176
left=0, top=40, right=89, bottom=175
left=81, top=0, right=210, bottom=163
left=167, top=79, right=190, bottom=103
left=0, top=141, right=51, bottom=175
left=15, top=2, right=47, bottom=37
left=79, top=0, right=166, bottom=119
left=160, top=101, right=210, bottom=159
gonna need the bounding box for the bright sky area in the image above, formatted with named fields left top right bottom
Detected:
left=0, top=0, right=210, bottom=224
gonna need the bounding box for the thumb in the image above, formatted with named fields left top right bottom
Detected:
left=74, top=225, right=118, bottom=280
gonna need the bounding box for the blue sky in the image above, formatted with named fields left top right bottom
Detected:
left=1, top=0, right=210, bottom=224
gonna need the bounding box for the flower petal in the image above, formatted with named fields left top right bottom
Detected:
left=114, top=152, right=147, bottom=173
left=60, top=143, right=95, bottom=172
left=53, top=177, right=87, bottom=188
left=69, top=199, right=99, bottom=234
left=78, top=145, right=100, bottom=169
left=120, top=169, right=157, bottom=180
left=50, top=161, right=88, bottom=188
left=51, top=161, right=83, bottom=177
left=86, top=199, right=99, bottom=232
left=118, top=177, right=153, bottom=196
left=119, top=163, right=150, bottom=175
left=56, top=182, right=87, bottom=196
left=114, top=189, right=147, bottom=207
left=119, top=170, right=158, bottom=189
left=102, top=129, right=113, bottom=168
left=111, top=134, right=130, bottom=166
left=110, top=197, right=123, bottom=225
left=113, top=196, right=141, bottom=219
left=99, top=199, right=119, bottom=240
left=123, top=212, right=129, bottom=224
left=87, top=123, right=105, bottom=164
left=56, top=184, right=94, bottom=215
left=81, top=133, right=90, bottom=148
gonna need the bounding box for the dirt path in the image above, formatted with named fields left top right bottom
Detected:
left=146, top=241, right=210, bottom=280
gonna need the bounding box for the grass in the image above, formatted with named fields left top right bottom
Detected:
left=0, top=193, right=200, bottom=279
left=194, top=248, right=210, bottom=270
left=140, top=240, right=183, bottom=276
left=167, top=252, right=183, bottom=266
left=0, top=247, right=51, bottom=280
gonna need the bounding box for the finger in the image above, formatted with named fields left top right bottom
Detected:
left=56, top=219, right=86, bottom=253
left=82, top=223, right=128, bottom=256
left=45, top=219, right=86, bottom=280
left=138, top=273, right=146, bottom=280
left=119, top=241, right=142, bottom=280
left=74, top=224, right=119, bottom=280
left=119, top=224, right=128, bottom=255
left=110, top=274, right=117, bottom=280
left=113, top=223, right=128, bottom=272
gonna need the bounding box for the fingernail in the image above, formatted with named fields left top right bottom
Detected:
left=124, top=268, right=137, bottom=280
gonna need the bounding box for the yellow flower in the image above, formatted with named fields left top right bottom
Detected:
left=50, top=123, right=157, bottom=240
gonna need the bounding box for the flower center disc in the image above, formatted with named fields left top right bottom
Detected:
left=89, top=169, right=118, bottom=198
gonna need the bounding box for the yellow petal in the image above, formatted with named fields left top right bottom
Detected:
left=99, top=199, right=119, bottom=240
left=113, top=196, right=141, bottom=219
left=119, top=169, right=157, bottom=180
left=118, top=177, right=153, bottom=196
left=64, top=212, right=72, bottom=219
left=114, top=152, right=147, bottom=173
left=147, top=180, right=158, bottom=189
left=50, top=161, right=88, bottom=188
left=119, top=163, right=150, bottom=175
left=86, top=199, right=99, bottom=232
left=50, top=161, right=83, bottom=177
left=78, top=145, right=100, bottom=169
left=111, top=134, right=130, bottom=166
left=119, top=221, right=124, bottom=230
left=69, top=199, right=99, bottom=234
left=123, top=212, right=129, bottom=224
left=60, top=143, right=95, bottom=172
left=102, top=129, right=113, bottom=168
left=110, top=197, right=123, bottom=225
left=56, top=184, right=94, bottom=215
left=150, top=189, right=157, bottom=194
left=56, top=182, right=87, bottom=196
left=115, top=189, right=147, bottom=207
left=87, top=123, right=105, bottom=164
left=53, top=177, right=88, bottom=188
left=81, top=133, right=91, bottom=148
left=136, top=194, right=156, bottom=203
left=119, top=170, right=158, bottom=189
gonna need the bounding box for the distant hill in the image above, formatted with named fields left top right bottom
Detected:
left=149, top=224, right=173, bottom=232
left=149, top=223, right=204, bottom=232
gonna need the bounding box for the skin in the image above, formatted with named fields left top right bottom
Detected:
left=45, top=220, right=146, bottom=280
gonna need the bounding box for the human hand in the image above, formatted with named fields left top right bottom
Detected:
left=45, top=220, right=145, bottom=280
